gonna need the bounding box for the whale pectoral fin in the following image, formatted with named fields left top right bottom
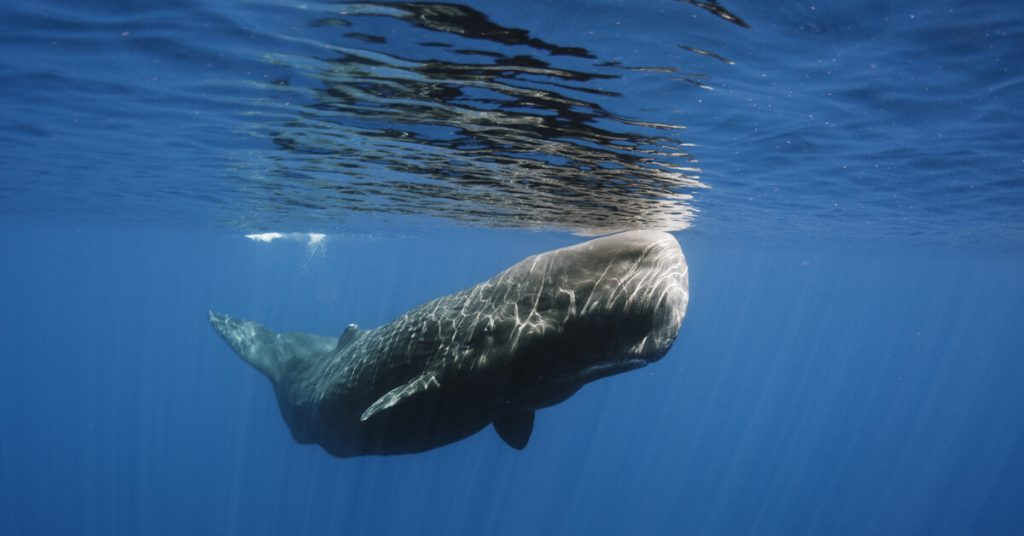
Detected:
left=360, top=372, right=440, bottom=422
left=493, top=411, right=535, bottom=450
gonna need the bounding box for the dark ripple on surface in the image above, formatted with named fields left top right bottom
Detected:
left=232, top=1, right=718, bottom=234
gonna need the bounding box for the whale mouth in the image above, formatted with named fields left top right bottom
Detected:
left=576, top=357, right=649, bottom=384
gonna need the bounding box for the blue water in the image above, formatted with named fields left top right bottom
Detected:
left=2, top=0, right=1024, bottom=534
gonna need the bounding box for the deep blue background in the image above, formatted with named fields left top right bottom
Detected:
left=2, top=223, right=1022, bottom=535
left=2, top=0, right=1024, bottom=534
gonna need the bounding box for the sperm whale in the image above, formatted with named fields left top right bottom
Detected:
left=209, top=230, right=689, bottom=457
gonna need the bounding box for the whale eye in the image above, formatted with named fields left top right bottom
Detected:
left=472, top=317, right=516, bottom=345
left=469, top=319, right=495, bottom=345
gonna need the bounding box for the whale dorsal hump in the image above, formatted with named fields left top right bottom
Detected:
left=493, top=411, right=535, bottom=450
left=360, top=372, right=440, bottom=422
left=336, top=324, right=361, bottom=351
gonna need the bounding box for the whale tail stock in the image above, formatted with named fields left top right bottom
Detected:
left=207, top=311, right=336, bottom=384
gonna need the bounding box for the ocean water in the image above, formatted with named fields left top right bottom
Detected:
left=1, top=1, right=1023, bottom=535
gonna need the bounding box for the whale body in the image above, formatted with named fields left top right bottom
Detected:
left=209, top=230, right=689, bottom=457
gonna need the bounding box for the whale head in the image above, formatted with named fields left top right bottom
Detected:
left=480, top=230, right=689, bottom=408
